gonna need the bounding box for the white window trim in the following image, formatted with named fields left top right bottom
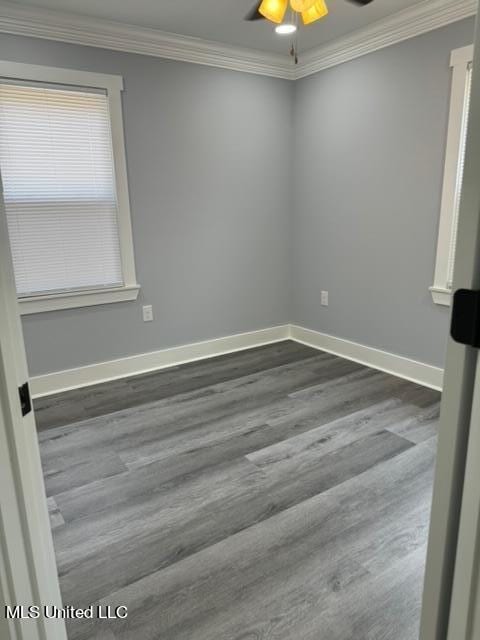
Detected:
left=431, top=45, right=473, bottom=307
left=0, top=61, right=140, bottom=314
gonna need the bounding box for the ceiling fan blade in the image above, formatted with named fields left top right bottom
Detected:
left=245, top=1, right=265, bottom=20
left=345, top=0, right=375, bottom=4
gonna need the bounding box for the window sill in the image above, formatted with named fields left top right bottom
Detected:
left=430, top=286, right=452, bottom=307
left=18, top=284, right=141, bottom=315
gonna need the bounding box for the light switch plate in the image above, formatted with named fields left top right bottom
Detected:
left=321, top=291, right=329, bottom=307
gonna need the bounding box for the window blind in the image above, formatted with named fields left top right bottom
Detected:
left=0, top=81, right=123, bottom=297
left=447, top=65, right=472, bottom=290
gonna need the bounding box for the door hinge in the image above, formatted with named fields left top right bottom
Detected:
left=451, top=289, right=480, bottom=348
left=18, top=382, right=32, bottom=417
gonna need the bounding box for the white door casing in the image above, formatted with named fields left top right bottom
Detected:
left=0, top=175, right=67, bottom=640
left=420, top=4, right=480, bottom=639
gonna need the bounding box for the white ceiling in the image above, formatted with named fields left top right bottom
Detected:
left=6, top=0, right=427, bottom=54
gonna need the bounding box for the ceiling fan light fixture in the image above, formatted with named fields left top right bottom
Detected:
left=275, top=22, right=297, bottom=34
left=301, top=0, right=329, bottom=24
left=258, top=0, right=289, bottom=23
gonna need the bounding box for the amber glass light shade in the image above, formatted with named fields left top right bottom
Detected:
left=290, top=0, right=317, bottom=11
left=301, top=0, right=328, bottom=24
left=258, top=0, right=289, bottom=23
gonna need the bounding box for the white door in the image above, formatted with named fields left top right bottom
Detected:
left=0, top=174, right=67, bottom=640
left=446, top=356, right=480, bottom=639
left=420, top=6, right=480, bottom=640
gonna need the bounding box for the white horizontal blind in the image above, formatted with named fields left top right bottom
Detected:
left=447, top=64, right=472, bottom=290
left=0, top=81, right=123, bottom=297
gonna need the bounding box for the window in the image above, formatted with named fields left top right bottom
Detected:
left=431, top=45, right=473, bottom=306
left=0, top=62, right=139, bottom=314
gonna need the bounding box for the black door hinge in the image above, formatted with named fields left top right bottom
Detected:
left=18, top=382, right=32, bottom=417
left=451, top=289, right=480, bottom=348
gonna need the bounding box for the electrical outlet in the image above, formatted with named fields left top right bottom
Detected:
left=321, top=291, right=329, bottom=307
left=142, top=305, right=153, bottom=322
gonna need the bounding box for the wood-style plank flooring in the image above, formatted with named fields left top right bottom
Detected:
left=34, top=341, right=440, bottom=640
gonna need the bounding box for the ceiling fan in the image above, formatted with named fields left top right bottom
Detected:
left=246, top=0, right=374, bottom=23
left=246, top=0, right=374, bottom=61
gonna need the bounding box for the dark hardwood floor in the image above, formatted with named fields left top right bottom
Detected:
left=34, top=340, right=440, bottom=640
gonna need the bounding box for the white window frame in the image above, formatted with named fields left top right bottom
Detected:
left=431, top=45, right=473, bottom=306
left=0, top=61, right=140, bottom=314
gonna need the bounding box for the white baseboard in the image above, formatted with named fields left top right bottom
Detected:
left=30, top=323, right=444, bottom=398
left=30, top=325, right=290, bottom=398
left=290, top=324, right=443, bottom=391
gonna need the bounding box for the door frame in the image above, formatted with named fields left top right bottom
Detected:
left=0, top=177, right=66, bottom=640
left=420, top=5, right=480, bottom=639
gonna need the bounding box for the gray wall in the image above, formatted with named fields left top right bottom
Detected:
left=0, top=34, right=294, bottom=376
left=292, top=18, right=475, bottom=369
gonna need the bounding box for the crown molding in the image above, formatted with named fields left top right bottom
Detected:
left=296, top=0, right=477, bottom=79
left=0, top=0, right=475, bottom=81
left=0, top=1, right=295, bottom=80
